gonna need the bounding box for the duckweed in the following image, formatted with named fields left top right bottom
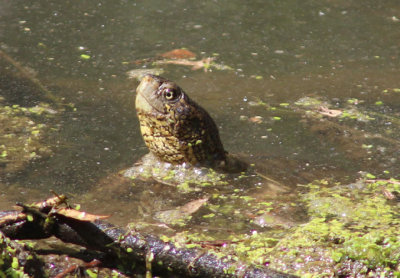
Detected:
left=0, top=233, right=29, bottom=277
left=123, top=153, right=228, bottom=190
left=161, top=178, right=400, bottom=277
left=0, top=102, right=54, bottom=175
left=266, top=179, right=400, bottom=276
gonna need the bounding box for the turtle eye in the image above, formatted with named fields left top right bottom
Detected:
left=164, top=88, right=178, bottom=101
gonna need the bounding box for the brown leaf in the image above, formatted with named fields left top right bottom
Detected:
left=180, top=197, right=209, bottom=214
left=160, top=49, right=196, bottom=59
left=318, top=106, right=342, bottom=117
left=153, top=57, right=215, bottom=72
left=56, top=208, right=110, bottom=222
left=249, top=116, right=263, bottom=123
left=381, top=187, right=396, bottom=200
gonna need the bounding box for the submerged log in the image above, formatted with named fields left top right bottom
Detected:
left=0, top=196, right=296, bottom=278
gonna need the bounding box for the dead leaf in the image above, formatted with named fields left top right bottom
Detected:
left=180, top=197, right=209, bottom=214
left=381, top=187, right=396, bottom=200
left=318, top=106, right=342, bottom=117
left=249, top=116, right=263, bottom=123
left=160, top=49, right=196, bottom=59
left=56, top=208, right=110, bottom=222
left=153, top=57, right=215, bottom=72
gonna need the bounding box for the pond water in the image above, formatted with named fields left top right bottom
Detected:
left=1, top=1, right=400, bottom=232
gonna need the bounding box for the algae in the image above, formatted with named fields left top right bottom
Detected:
left=0, top=99, right=54, bottom=176
left=246, top=179, right=400, bottom=277
left=123, top=152, right=228, bottom=190
left=157, top=178, right=400, bottom=277
left=0, top=232, right=31, bottom=277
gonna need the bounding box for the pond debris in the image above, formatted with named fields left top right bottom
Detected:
left=0, top=102, right=55, bottom=176
left=154, top=197, right=209, bottom=226
left=293, top=96, right=377, bottom=122
left=54, top=259, right=101, bottom=278
left=365, top=178, right=400, bottom=185
left=153, top=57, right=218, bottom=72
left=364, top=178, right=400, bottom=200
left=130, top=48, right=232, bottom=73
left=216, top=177, right=400, bottom=277
left=254, top=171, right=288, bottom=191
left=317, top=106, right=342, bottom=117
left=249, top=116, right=263, bottom=123
left=180, top=196, right=209, bottom=214
left=134, top=48, right=197, bottom=65
left=159, top=48, right=196, bottom=59
left=0, top=195, right=295, bottom=278
left=243, top=95, right=400, bottom=173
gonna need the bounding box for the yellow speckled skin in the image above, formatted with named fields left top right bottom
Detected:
left=135, top=75, right=227, bottom=167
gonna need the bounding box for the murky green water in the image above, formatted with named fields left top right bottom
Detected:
left=1, top=1, right=400, bottom=228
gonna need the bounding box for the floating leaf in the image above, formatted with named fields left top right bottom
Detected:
left=180, top=197, right=209, bottom=214
left=160, top=48, right=196, bottom=59
left=318, top=106, right=342, bottom=117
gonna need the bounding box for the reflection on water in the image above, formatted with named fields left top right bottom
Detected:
left=1, top=0, right=400, bottom=230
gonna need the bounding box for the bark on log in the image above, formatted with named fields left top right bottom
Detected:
left=0, top=198, right=297, bottom=278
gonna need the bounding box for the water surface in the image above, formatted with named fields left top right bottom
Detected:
left=1, top=0, right=400, bottom=228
